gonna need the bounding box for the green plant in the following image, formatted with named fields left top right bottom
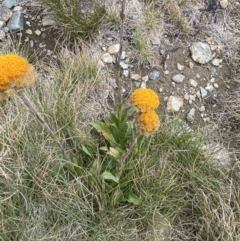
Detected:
left=132, top=31, right=153, bottom=61
left=45, top=0, right=106, bottom=38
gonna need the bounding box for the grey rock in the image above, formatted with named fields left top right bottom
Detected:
left=0, top=29, right=5, bottom=40
left=190, top=42, right=212, bottom=64
left=187, top=108, right=195, bottom=122
left=160, top=78, right=166, bottom=83
left=148, top=69, right=160, bottom=80
left=166, top=96, right=184, bottom=112
left=200, top=87, right=208, bottom=98
left=0, top=6, right=12, bottom=22
left=172, top=74, right=185, bottom=83
left=151, top=37, right=160, bottom=45
left=205, top=85, right=215, bottom=92
left=2, top=0, right=16, bottom=8
left=0, top=20, right=6, bottom=28
left=7, top=11, right=24, bottom=30
left=41, top=16, right=57, bottom=26
left=30, top=40, right=34, bottom=48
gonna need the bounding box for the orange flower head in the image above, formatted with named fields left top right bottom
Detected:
left=0, top=54, right=36, bottom=100
left=130, top=88, right=160, bottom=112
left=137, top=110, right=160, bottom=135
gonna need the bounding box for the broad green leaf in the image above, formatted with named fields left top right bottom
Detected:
left=110, top=113, right=120, bottom=125
left=108, top=147, right=121, bottom=158
left=127, top=193, right=141, bottom=205
left=102, top=171, right=119, bottom=183
left=90, top=122, right=104, bottom=131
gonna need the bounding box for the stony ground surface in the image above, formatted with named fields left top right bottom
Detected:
left=0, top=0, right=239, bottom=161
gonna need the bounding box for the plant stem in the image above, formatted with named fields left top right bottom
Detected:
left=116, top=0, right=126, bottom=102
left=17, top=90, right=66, bottom=156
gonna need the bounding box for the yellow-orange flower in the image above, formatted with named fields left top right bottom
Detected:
left=0, top=54, right=36, bottom=100
left=130, top=88, right=160, bottom=112
left=137, top=110, right=160, bottom=135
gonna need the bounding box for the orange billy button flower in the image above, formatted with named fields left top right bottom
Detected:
left=130, top=88, right=160, bottom=112
left=0, top=54, right=36, bottom=100
left=137, top=110, right=160, bottom=135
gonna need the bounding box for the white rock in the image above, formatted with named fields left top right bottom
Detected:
left=159, top=88, right=163, bottom=93
left=211, top=59, right=221, bottom=66
left=35, top=29, right=41, bottom=36
left=108, top=43, right=120, bottom=54
left=213, top=83, right=219, bottom=88
left=122, top=70, right=129, bottom=78
left=142, top=75, right=148, bottom=82
left=0, top=20, right=6, bottom=28
left=164, top=97, right=168, bottom=102
left=189, top=61, right=194, bottom=69
left=121, top=51, right=126, bottom=59
left=101, top=53, right=113, bottom=63
left=177, top=63, right=184, bottom=71
left=140, top=82, right=146, bottom=88
left=26, top=29, right=32, bottom=34
left=120, top=61, right=128, bottom=69
left=199, top=106, right=205, bottom=112
left=131, top=73, right=141, bottom=81
left=13, top=6, right=22, bottom=11
left=189, top=79, right=198, bottom=87
left=166, top=96, right=184, bottom=112
left=184, top=93, right=189, bottom=100
left=189, top=95, right=196, bottom=101
left=220, top=0, right=228, bottom=9
left=190, top=42, right=212, bottom=64
left=164, top=70, right=169, bottom=75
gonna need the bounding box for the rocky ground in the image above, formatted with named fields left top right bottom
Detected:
left=0, top=0, right=239, bottom=162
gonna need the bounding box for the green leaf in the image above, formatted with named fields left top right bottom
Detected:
left=119, top=170, right=135, bottom=187
left=137, top=135, right=145, bottom=149
left=108, top=147, right=122, bottom=158
left=81, top=144, right=93, bottom=158
left=127, top=193, right=141, bottom=205
left=90, top=122, right=104, bottom=131
left=102, top=171, right=119, bottom=183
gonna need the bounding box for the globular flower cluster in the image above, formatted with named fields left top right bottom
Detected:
left=130, top=88, right=160, bottom=136
left=130, top=88, right=159, bottom=112
left=0, top=54, right=36, bottom=100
